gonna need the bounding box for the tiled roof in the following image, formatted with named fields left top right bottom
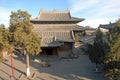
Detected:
left=41, top=36, right=63, bottom=47
left=36, top=31, right=74, bottom=47
left=32, top=24, right=87, bottom=32
left=37, top=31, right=74, bottom=42
left=80, top=35, right=95, bottom=45
left=73, top=25, right=86, bottom=31
left=30, top=9, right=84, bottom=22
left=38, top=10, right=70, bottom=20
left=99, top=22, right=116, bottom=29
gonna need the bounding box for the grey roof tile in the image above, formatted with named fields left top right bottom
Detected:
left=35, top=31, right=74, bottom=47
left=99, top=23, right=116, bottom=29
left=37, top=31, right=74, bottom=42
left=41, top=36, right=63, bottom=47
left=37, top=31, right=74, bottom=47
left=30, top=10, right=84, bottom=22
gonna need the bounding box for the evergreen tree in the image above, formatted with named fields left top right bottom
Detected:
left=0, top=24, right=9, bottom=62
left=89, top=29, right=105, bottom=72
left=104, top=20, right=120, bottom=80
left=9, top=10, right=41, bottom=76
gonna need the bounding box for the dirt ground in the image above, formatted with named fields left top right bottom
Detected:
left=0, top=54, right=107, bottom=80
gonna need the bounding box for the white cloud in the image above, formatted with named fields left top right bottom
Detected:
left=0, top=7, right=11, bottom=27
left=93, top=0, right=120, bottom=18
left=69, top=0, right=120, bottom=28
left=69, top=0, right=100, bottom=13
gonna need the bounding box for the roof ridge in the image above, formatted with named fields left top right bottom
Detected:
left=39, top=30, right=70, bottom=32
left=40, top=9, right=70, bottom=13
left=30, top=9, right=84, bottom=23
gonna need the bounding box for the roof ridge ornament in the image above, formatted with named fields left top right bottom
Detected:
left=38, top=8, right=44, bottom=19
left=67, top=8, right=70, bottom=12
left=40, top=8, right=43, bottom=12
left=109, top=21, right=111, bottom=24
left=53, top=8, right=56, bottom=11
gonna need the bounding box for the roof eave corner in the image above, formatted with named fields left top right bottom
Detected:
left=98, top=24, right=102, bottom=28
left=76, top=18, right=85, bottom=23
left=71, top=30, right=75, bottom=42
left=81, top=18, right=85, bottom=22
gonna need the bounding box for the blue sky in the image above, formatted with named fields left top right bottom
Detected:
left=0, top=0, right=120, bottom=28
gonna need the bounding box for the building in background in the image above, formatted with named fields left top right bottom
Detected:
left=99, top=22, right=116, bottom=33
left=30, top=9, right=84, bottom=57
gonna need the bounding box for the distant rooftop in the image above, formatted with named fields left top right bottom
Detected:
left=31, top=9, right=84, bottom=23
left=99, top=22, right=116, bottom=29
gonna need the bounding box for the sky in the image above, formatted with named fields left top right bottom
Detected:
left=0, top=0, right=120, bottom=28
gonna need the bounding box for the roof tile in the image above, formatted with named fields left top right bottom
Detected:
left=35, top=31, right=74, bottom=47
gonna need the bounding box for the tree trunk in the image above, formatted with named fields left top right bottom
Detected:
left=25, top=50, right=30, bottom=76
left=95, top=63, right=98, bottom=72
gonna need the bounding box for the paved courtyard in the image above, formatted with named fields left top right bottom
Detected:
left=0, top=54, right=107, bottom=80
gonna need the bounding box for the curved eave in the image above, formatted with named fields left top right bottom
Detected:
left=73, top=29, right=85, bottom=31
left=71, top=17, right=85, bottom=23
left=30, top=19, right=84, bottom=24
left=99, top=23, right=116, bottom=29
